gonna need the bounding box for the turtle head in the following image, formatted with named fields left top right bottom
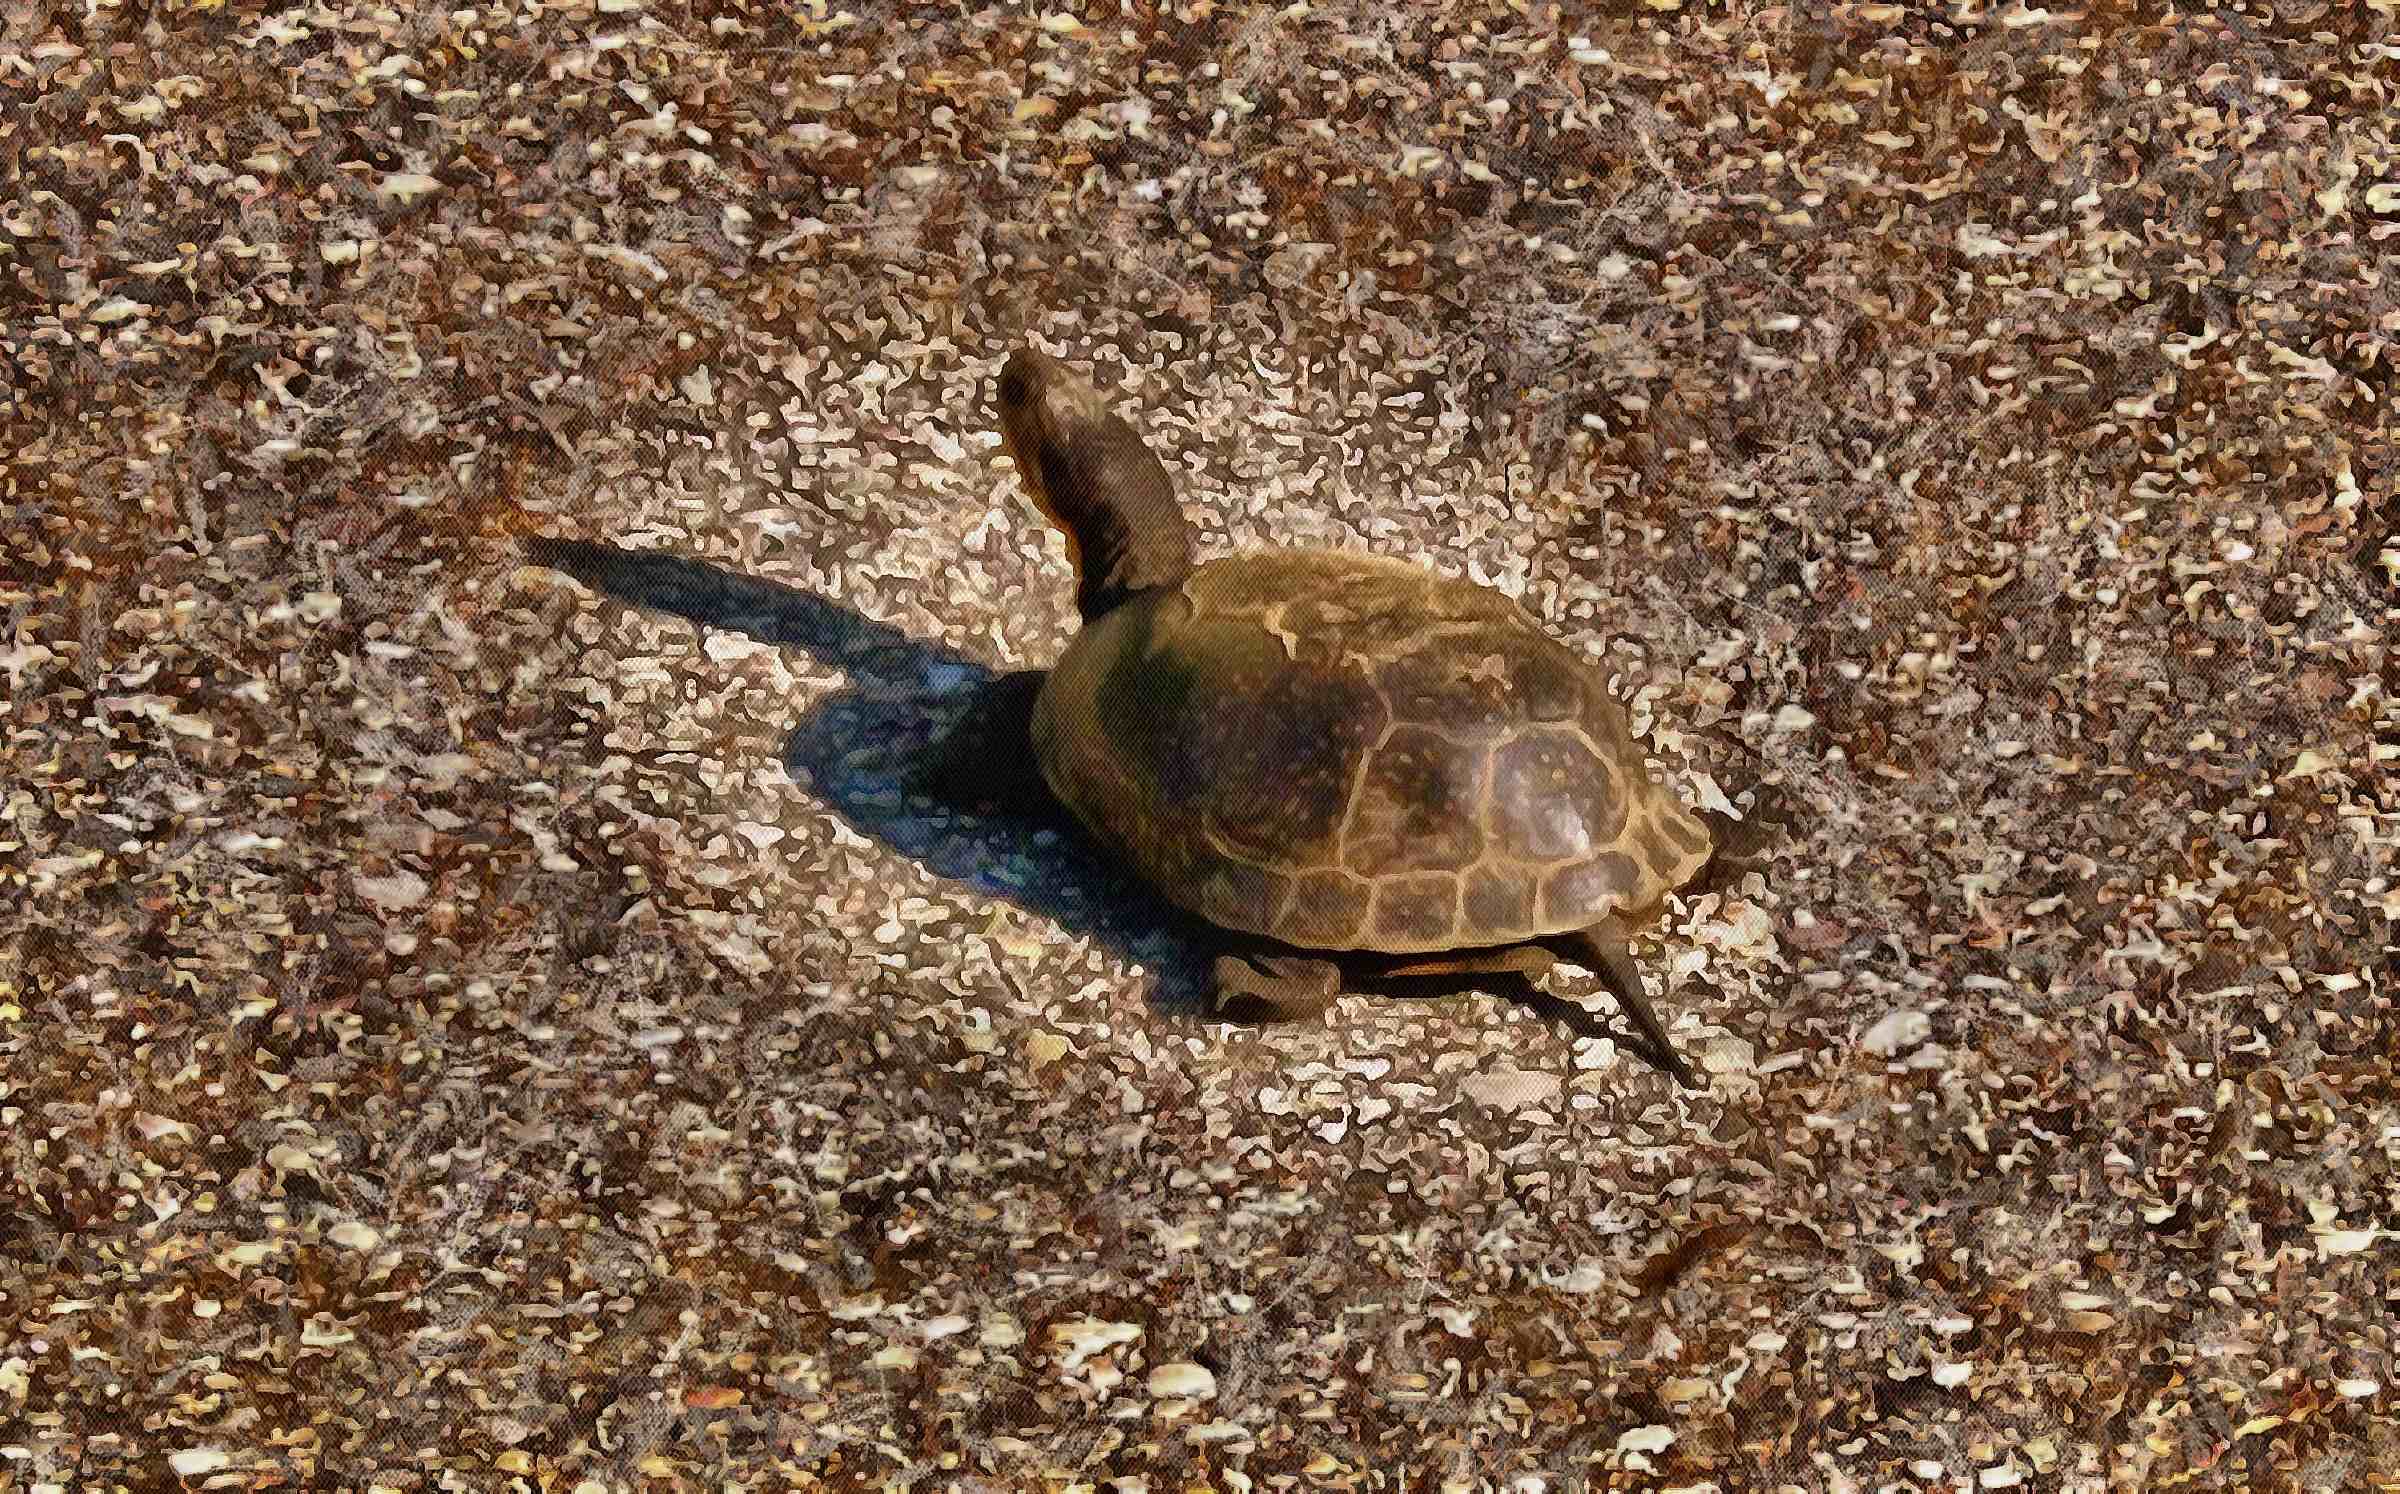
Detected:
left=994, top=345, right=1196, bottom=623
left=995, top=349, right=1101, bottom=557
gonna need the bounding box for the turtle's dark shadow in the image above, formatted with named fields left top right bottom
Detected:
left=520, top=537, right=1684, bottom=1062
left=524, top=535, right=1227, bottom=1013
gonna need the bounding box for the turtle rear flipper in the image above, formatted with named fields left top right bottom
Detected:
left=1547, top=922, right=1697, bottom=1089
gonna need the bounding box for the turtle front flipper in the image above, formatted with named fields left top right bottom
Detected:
left=1211, top=953, right=1344, bottom=1023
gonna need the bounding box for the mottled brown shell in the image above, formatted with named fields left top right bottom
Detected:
left=1031, top=548, right=1715, bottom=954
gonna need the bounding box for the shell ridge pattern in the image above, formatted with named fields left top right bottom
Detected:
left=1458, top=748, right=1504, bottom=935
left=1391, top=719, right=1520, bottom=749
left=1200, top=815, right=1286, bottom=872
left=1268, top=870, right=1300, bottom=934
left=1258, top=601, right=1302, bottom=663
left=1563, top=723, right=1638, bottom=851
left=1331, top=700, right=1401, bottom=879
left=1376, top=618, right=1508, bottom=664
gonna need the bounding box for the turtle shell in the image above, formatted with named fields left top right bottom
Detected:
left=1030, top=548, right=1715, bottom=954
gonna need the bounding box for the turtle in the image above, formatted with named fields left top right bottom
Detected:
left=995, top=344, right=1737, bottom=1086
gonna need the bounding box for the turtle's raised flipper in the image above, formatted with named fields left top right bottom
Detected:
left=1211, top=953, right=1344, bottom=1022
left=1555, top=922, right=1696, bottom=1088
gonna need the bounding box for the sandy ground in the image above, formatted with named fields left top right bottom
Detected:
left=4, top=1, right=2397, bottom=1490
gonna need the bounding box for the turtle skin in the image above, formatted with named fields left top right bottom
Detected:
left=1029, top=547, right=1715, bottom=955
